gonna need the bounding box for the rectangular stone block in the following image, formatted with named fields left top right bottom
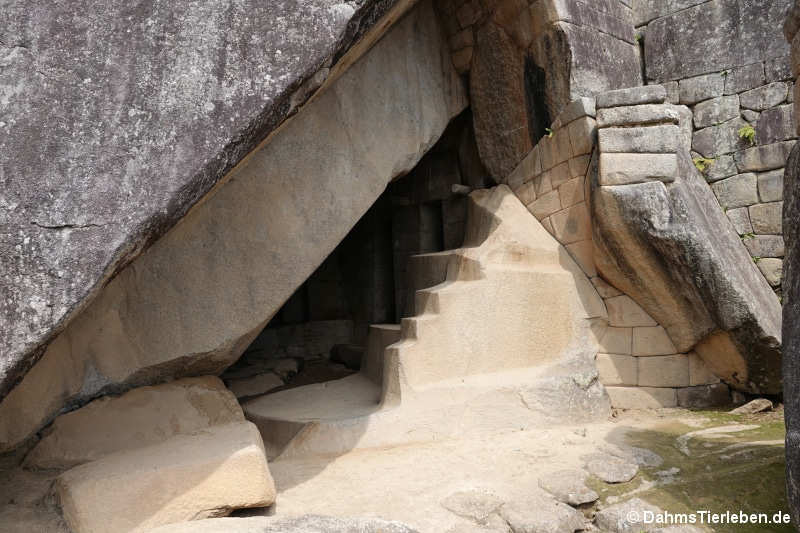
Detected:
left=559, top=177, right=584, bottom=208
left=726, top=207, right=753, bottom=235
left=598, top=125, right=679, bottom=153
left=599, top=153, right=677, bottom=186
left=549, top=161, right=572, bottom=188
left=507, top=145, right=543, bottom=188
left=57, top=422, right=276, bottom=533
left=749, top=202, right=783, bottom=235
left=744, top=235, right=785, bottom=258
left=757, top=169, right=784, bottom=202
left=679, top=73, right=724, bottom=105
left=734, top=141, right=796, bottom=172
left=605, top=295, right=657, bottom=327
left=597, top=104, right=679, bottom=128
left=565, top=239, right=596, bottom=277
left=596, top=353, right=637, bottom=386
left=688, top=352, right=720, bottom=386
left=567, top=116, right=597, bottom=156
left=555, top=96, right=596, bottom=127
left=704, top=154, right=738, bottom=183
left=569, top=154, right=591, bottom=179
left=692, top=95, right=740, bottom=129
left=757, top=257, right=783, bottom=287
left=711, top=173, right=758, bottom=209
left=599, top=326, right=632, bottom=355
left=692, top=118, right=749, bottom=158
left=591, top=277, right=622, bottom=298
left=638, top=354, right=690, bottom=388
left=596, top=85, right=666, bottom=109
left=513, top=180, right=537, bottom=206
left=632, top=326, right=677, bottom=356
left=605, top=386, right=677, bottom=409
left=765, top=56, right=792, bottom=83
left=740, top=82, right=789, bottom=111
left=528, top=189, right=561, bottom=220
left=550, top=202, right=592, bottom=245
left=756, top=105, right=796, bottom=145
left=724, top=63, right=765, bottom=95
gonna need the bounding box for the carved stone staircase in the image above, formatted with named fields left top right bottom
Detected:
left=243, top=185, right=610, bottom=460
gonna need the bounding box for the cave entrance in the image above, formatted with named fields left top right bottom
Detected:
left=221, top=110, right=493, bottom=400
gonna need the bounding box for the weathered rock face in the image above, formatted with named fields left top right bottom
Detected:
left=592, top=91, right=783, bottom=394
left=784, top=5, right=800, bottom=524
left=784, top=143, right=800, bottom=530
left=0, top=1, right=467, bottom=452
left=644, top=0, right=791, bottom=82
left=0, top=0, right=416, bottom=402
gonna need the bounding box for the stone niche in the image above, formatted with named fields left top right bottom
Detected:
left=221, top=111, right=492, bottom=401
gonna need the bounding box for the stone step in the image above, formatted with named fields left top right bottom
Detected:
left=56, top=422, right=276, bottom=533
left=363, top=324, right=402, bottom=386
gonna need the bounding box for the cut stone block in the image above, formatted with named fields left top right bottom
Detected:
left=599, top=327, right=632, bottom=355
left=556, top=97, right=596, bottom=126
left=638, top=355, right=690, bottom=388
left=513, top=180, right=537, bottom=206
left=559, top=177, right=585, bottom=208
left=599, top=125, right=680, bottom=153
left=689, top=352, right=720, bottom=386
left=57, top=422, right=276, bottom=533
left=749, top=202, right=783, bottom=235
left=693, top=95, right=740, bottom=129
left=548, top=161, right=572, bottom=189
left=550, top=203, right=592, bottom=244
left=765, top=55, right=792, bottom=83
left=596, top=85, right=666, bottom=109
left=704, top=154, right=738, bottom=183
left=507, top=145, right=542, bottom=189
left=692, top=118, right=749, bottom=158
left=528, top=189, right=562, bottom=219
left=605, top=386, right=677, bottom=409
left=569, top=154, right=592, bottom=179
left=591, top=277, right=622, bottom=298
left=597, top=105, right=679, bottom=128
left=605, top=296, right=658, bottom=327
left=566, top=240, right=596, bottom=277
left=758, top=169, right=784, bottom=202
left=679, top=73, right=724, bottom=105
left=711, top=173, right=759, bottom=209
left=739, top=82, right=790, bottom=111
left=632, top=326, right=677, bottom=356
left=744, top=235, right=785, bottom=258
left=599, top=153, right=678, bottom=186
left=26, top=377, right=244, bottom=470
left=757, top=258, right=784, bottom=287
left=596, top=354, right=637, bottom=386
left=757, top=105, right=796, bottom=145
left=567, top=117, right=597, bottom=156
left=735, top=141, right=796, bottom=172
left=724, top=63, right=765, bottom=95
left=726, top=207, right=754, bottom=235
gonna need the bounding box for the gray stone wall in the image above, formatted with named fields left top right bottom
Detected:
left=637, top=0, right=795, bottom=295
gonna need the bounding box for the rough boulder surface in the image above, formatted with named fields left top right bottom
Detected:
left=784, top=142, right=800, bottom=526
left=0, top=0, right=404, bottom=401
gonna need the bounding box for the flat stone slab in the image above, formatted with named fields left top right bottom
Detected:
left=538, top=469, right=599, bottom=506
left=25, top=376, right=243, bottom=470
left=57, top=422, right=276, bottom=533
left=585, top=452, right=639, bottom=483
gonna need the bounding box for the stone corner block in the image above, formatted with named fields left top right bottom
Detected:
left=596, top=85, right=667, bottom=109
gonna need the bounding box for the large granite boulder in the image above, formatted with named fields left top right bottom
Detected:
left=0, top=0, right=467, bottom=453
left=784, top=136, right=800, bottom=531
left=592, top=93, right=782, bottom=394
left=783, top=3, right=800, bottom=524
left=0, top=0, right=412, bottom=402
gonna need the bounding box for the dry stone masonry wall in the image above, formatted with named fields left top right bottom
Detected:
left=506, top=90, right=729, bottom=409
left=637, top=0, right=796, bottom=295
